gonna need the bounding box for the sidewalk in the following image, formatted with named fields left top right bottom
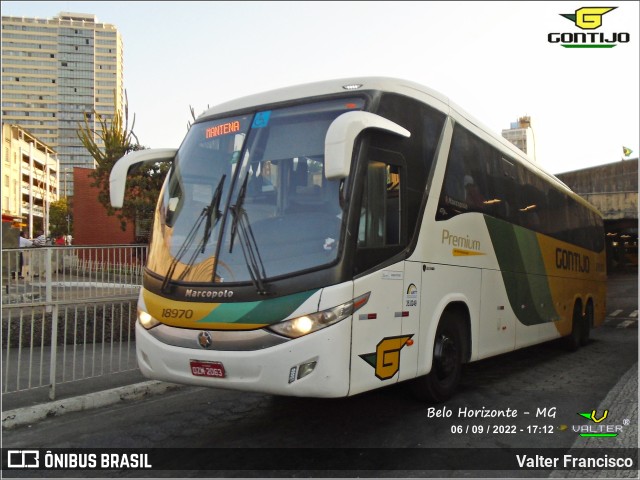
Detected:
left=2, top=367, right=184, bottom=430
left=2, top=367, right=147, bottom=412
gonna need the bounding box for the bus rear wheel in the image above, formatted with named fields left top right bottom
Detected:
left=581, top=301, right=593, bottom=346
left=563, top=302, right=584, bottom=352
left=411, top=312, right=464, bottom=403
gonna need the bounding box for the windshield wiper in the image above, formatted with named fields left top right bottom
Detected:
left=200, top=174, right=226, bottom=254
left=228, top=172, right=268, bottom=295
left=161, top=175, right=226, bottom=293
left=228, top=172, right=248, bottom=255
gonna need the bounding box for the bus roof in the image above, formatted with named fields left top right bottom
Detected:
left=198, top=77, right=600, bottom=216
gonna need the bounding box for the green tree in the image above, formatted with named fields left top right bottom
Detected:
left=77, top=92, right=169, bottom=236
left=49, top=197, right=73, bottom=237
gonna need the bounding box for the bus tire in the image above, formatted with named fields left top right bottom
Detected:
left=563, top=302, right=583, bottom=352
left=581, top=301, right=593, bottom=346
left=411, top=311, right=464, bottom=403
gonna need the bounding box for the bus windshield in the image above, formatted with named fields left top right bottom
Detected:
left=147, top=98, right=365, bottom=289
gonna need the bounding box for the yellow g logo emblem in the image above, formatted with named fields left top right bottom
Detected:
left=360, top=335, right=413, bottom=380
left=561, top=7, right=616, bottom=30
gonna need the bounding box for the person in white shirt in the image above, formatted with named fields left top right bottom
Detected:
left=18, top=231, right=32, bottom=279
left=19, top=230, right=33, bottom=248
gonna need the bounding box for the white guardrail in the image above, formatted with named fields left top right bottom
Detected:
left=1, top=244, right=146, bottom=400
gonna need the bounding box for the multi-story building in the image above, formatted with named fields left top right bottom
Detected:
left=2, top=123, right=59, bottom=237
left=1, top=12, right=124, bottom=196
left=501, top=116, right=536, bottom=161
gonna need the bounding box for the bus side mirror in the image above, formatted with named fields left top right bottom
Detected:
left=109, top=148, right=177, bottom=208
left=324, top=111, right=410, bottom=180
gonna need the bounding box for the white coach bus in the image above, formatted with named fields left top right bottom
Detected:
left=110, top=77, right=606, bottom=402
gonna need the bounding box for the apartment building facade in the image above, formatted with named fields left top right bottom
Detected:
left=1, top=12, right=124, bottom=196
left=2, top=123, right=59, bottom=237
left=501, top=116, right=537, bottom=161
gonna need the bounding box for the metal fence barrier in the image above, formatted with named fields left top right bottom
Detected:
left=2, top=244, right=145, bottom=306
left=1, top=244, right=146, bottom=400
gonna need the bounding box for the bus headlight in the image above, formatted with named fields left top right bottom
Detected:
left=138, top=309, right=160, bottom=330
left=268, top=292, right=370, bottom=339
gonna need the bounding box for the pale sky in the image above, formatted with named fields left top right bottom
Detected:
left=2, top=1, right=639, bottom=175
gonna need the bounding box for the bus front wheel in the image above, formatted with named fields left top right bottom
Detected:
left=411, top=311, right=464, bottom=403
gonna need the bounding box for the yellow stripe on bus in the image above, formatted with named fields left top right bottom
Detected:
left=452, top=248, right=486, bottom=257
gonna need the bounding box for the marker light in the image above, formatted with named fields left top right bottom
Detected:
left=342, top=83, right=363, bottom=90
left=297, top=361, right=317, bottom=380
left=268, top=292, right=370, bottom=339
left=138, top=309, right=160, bottom=330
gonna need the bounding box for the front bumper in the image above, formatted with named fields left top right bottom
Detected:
left=135, top=318, right=352, bottom=397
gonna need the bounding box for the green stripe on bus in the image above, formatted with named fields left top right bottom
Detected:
left=484, top=216, right=557, bottom=326
left=197, top=289, right=318, bottom=325
left=562, top=44, right=616, bottom=48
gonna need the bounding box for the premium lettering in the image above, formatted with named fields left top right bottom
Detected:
left=442, top=229, right=481, bottom=251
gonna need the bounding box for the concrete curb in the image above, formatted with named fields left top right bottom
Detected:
left=1, top=381, right=183, bottom=430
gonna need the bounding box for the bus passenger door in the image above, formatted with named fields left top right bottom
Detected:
left=349, top=148, right=411, bottom=396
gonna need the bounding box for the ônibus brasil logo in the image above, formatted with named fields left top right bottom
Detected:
left=548, top=6, right=630, bottom=48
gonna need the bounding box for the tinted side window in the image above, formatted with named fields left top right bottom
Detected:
left=437, top=124, right=604, bottom=252
left=354, top=148, right=406, bottom=274
left=376, top=93, right=446, bottom=243
left=358, top=160, right=402, bottom=248
left=437, top=125, right=493, bottom=219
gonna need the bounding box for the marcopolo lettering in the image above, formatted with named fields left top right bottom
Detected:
left=185, top=289, right=234, bottom=299
left=548, top=32, right=630, bottom=44
left=555, top=248, right=590, bottom=273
